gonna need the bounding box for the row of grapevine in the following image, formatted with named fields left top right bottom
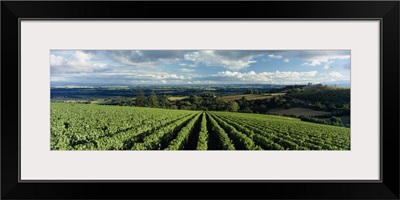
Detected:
left=210, top=114, right=261, bottom=150
left=131, top=113, right=199, bottom=150
left=211, top=113, right=285, bottom=150
left=196, top=113, right=208, bottom=150
left=206, top=113, right=236, bottom=150
left=165, top=113, right=202, bottom=150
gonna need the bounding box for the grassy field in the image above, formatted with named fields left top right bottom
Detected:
left=268, top=108, right=330, bottom=116
left=90, top=99, right=108, bottom=104
left=167, top=96, right=189, bottom=101
left=221, top=93, right=285, bottom=102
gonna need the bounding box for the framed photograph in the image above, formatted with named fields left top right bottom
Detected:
left=2, top=1, right=399, bottom=199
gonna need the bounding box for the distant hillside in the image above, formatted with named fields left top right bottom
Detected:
left=302, top=84, right=349, bottom=91
left=285, top=84, right=350, bottom=111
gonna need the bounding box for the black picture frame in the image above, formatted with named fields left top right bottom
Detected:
left=1, top=1, right=399, bottom=199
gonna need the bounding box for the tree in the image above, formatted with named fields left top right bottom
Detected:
left=245, top=89, right=254, bottom=94
left=148, top=90, right=158, bottom=108
left=314, top=101, right=324, bottom=110
left=159, top=95, right=171, bottom=109
left=228, top=101, right=240, bottom=112
left=330, top=116, right=342, bottom=125
left=136, top=89, right=145, bottom=107
left=272, top=96, right=279, bottom=103
left=189, top=95, right=202, bottom=108
left=215, top=97, right=226, bottom=111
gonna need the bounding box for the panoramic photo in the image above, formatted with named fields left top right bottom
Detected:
left=50, top=50, right=351, bottom=150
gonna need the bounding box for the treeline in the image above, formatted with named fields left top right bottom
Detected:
left=102, top=90, right=240, bottom=112
left=100, top=90, right=291, bottom=115
left=266, top=84, right=306, bottom=93
left=299, top=116, right=345, bottom=126
left=269, top=113, right=347, bottom=127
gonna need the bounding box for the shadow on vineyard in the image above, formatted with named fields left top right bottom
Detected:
left=159, top=115, right=198, bottom=150
left=183, top=113, right=202, bottom=150
left=206, top=113, right=220, bottom=150
left=122, top=114, right=190, bottom=150
left=70, top=127, right=131, bottom=150
left=122, top=127, right=157, bottom=150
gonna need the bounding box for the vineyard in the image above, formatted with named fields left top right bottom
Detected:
left=51, top=103, right=350, bottom=150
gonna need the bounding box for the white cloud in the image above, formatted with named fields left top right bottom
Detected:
left=184, top=51, right=200, bottom=61
left=304, top=60, right=322, bottom=66
left=159, top=74, right=184, bottom=80
left=109, top=54, right=156, bottom=68
left=268, top=54, right=283, bottom=59
left=180, top=68, right=195, bottom=73
left=318, top=71, right=349, bottom=83
left=51, top=68, right=187, bottom=85
left=329, top=71, right=343, bottom=78
left=190, top=80, right=217, bottom=84
left=183, top=50, right=258, bottom=71
left=105, top=50, right=185, bottom=68
left=322, top=60, right=334, bottom=69
left=209, top=70, right=318, bottom=84
left=302, top=54, right=349, bottom=67
left=51, top=51, right=106, bottom=73
left=50, top=54, right=65, bottom=66
left=268, top=54, right=290, bottom=63
left=265, top=50, right=349, bottom=69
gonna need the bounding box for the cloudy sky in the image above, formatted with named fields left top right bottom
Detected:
left=50, top=50, right=350, bottom=85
